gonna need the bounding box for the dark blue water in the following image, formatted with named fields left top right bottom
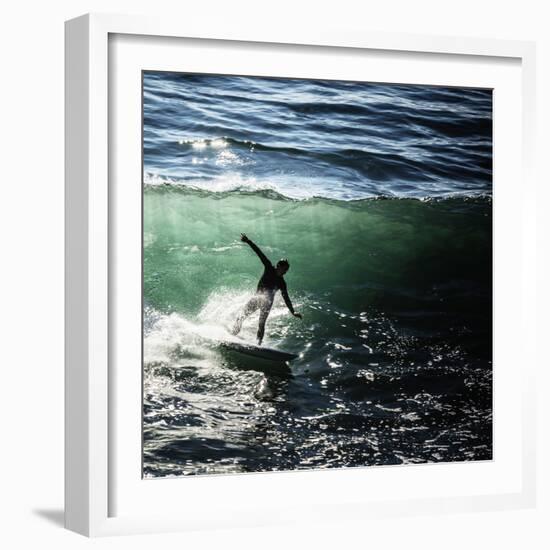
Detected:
left=143, top=73, right=492, bottom=200
left=142, top=72, right=493, bottom=478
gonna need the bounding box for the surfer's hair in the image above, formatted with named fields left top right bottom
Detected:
left=277, top=258, right=290, bottom=269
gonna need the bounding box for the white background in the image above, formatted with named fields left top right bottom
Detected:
left=0, top=0, right=547, bottom=548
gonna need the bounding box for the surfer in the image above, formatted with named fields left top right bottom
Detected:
left=231, top=233, right=302, bottom=345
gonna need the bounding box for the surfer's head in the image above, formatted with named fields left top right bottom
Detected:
left=276, top=259, right=289, bottom=276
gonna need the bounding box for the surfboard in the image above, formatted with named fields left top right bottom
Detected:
left=219, top=340, right=298, bottom=362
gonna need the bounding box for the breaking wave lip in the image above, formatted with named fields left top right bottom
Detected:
left=143, top=172, right=493, bottom=203
left=144, top=171, right=286, bottom=197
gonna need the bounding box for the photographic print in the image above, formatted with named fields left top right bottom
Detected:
left=142, top=72, right=492, bottom=478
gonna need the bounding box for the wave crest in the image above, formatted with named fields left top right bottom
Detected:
left=144, top=172, right=492, bottom=204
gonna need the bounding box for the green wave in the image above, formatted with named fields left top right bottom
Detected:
left=144, top=187, right=492, bottom=326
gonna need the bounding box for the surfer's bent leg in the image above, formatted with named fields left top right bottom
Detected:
left=257, top=297, right=274, bottom=346
left=231, top=296, right=260, bottom=336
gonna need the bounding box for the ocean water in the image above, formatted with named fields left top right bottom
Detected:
left=142, top=72, right=493, bottom=477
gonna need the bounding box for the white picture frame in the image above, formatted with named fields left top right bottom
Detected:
left=65, top=13, right=537, bottom=537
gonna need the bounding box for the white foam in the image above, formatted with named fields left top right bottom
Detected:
left=144, top=288, right=297, bottom=367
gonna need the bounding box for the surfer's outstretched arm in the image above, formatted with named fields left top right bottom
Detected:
left=240, top=233, right=272, bottom=268
left=280, top=283, right=302, bottom=319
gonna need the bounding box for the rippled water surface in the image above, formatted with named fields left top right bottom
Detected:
left=142, top=73, right=492, bottom=477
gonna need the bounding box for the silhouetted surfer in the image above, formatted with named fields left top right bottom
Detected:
left=231, top=233, right=302, bottom=345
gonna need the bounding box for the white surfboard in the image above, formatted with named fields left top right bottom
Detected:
left=219, top=340, right=298, bottom=362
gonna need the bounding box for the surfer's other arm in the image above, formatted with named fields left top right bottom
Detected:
left=280, top=283, right=303, bottom=319
left=240, top=233, right=272, bottom=268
